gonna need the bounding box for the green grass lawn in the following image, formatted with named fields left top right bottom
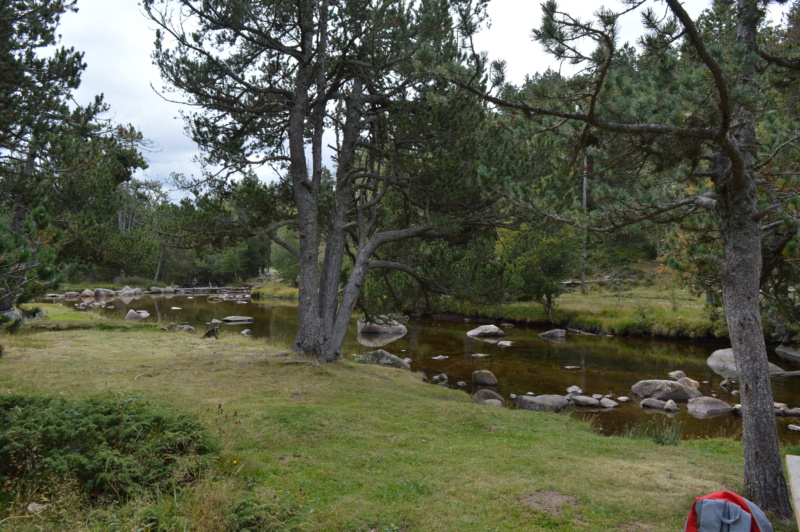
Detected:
left=1, top=307, right=793, bottom=531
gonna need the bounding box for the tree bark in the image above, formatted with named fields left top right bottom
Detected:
left=707, top=0, right=792, bottom=517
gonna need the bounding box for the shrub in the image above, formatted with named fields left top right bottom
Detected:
left=625, top=416, right=682, bottom=446
left=0, top=393, right=216, bottom=503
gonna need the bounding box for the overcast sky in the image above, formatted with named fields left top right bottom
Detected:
left=56, top=1, right=786, bottom=199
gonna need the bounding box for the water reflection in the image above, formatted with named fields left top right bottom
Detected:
left=68, top=293, right=800, bottom=442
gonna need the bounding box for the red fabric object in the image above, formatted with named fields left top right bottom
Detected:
left=685, top=491, right=761, bottom=532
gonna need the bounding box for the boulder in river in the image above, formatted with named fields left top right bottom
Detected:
left=125, top=309, right=144, bottom=321
left=539, top=329, right=566, bottom=341
left=472, top=370, right=498, bottom=386
left=668, top=370, right=686, bottom=380
left=222, top=316, right=254, bottom=323
left=474, top=389, right=505, bottom=405
left=357, top=318, right=408, bottom=336
left=599, top=398, right=619, bottom=409
left=570, top=396, right=600, bottom=407
left=93, top=288, right=116, bottom=298
left=640, top=398, right=667, bottom=409
left=687, top=396, right=733, bottom=418
left=516, top=394, right=569, bottom=413
left=80, top=289, right=95, bottom=298
left=631, top=379, right=703, bottom=402
left=353, top=349, right=410, bottom=369
left=707, top=348, right=783, bottom=378
left=466, top=324, right=505, bottom=338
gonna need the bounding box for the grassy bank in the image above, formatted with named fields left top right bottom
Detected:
left=446, top=280, right=727, bottom=341
left=1, top=309, right=794, bottom=530
left=251, top=280, right=299, bottom=301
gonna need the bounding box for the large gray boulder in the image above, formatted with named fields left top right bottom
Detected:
left=631, top=379, right=703, bottom=402
left=776, top=344, right=800, bottom=361
left=353, top=349, right=410, bottom=370
left=357, top=318, right=408, bottom=336
left=472, top=370, right=498, bottom=386
left=80, top=289, right=95, bottom=298
left=466, top=325, right=505, bottom=338
left=707, top=348, right=783, bottom=378
left=687, top=397, right=733, bottom=418
left=516, top=394, right=569, bottom=413
left=474, top=389, right=505, bottom=405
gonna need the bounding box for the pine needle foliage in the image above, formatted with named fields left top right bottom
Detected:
left=0, top=393, right=216, bottom=503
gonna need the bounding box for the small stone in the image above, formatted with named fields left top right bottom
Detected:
left=241, top=329, right=252, bottom=336
left=732, top=390, right=740, bottom=396
left=664, top=400, right=679, bottom=413
left=641, top=398, right=666, bottom=409
left=27, top=502, right=47, bottom=513
left=592, top=394, right=603, bottom=400
left=526, top=392, right=534, bottom=396
left=617, top=396, right=631, bottom=403
left=432, top=373, right=448, bottom=383
left=668, top=370, right=687, bottom=380
left=563, top=366, right=581, bottom=370
left=566, top=385, right=582, bottom=394
left=600, top=398, right=618, bottom=409
left=509, top=393, right=517, bottom=399
left=570, top=396, right=600, bottom=407
left=432, top=355, right=449, bottom=360
left=471, top=353, right=489, bottom=358
left=457, top=381, right=467, bottom=387
left=498, top=341, right=513, bottom=347
left=789, top=425, right=800, bottom=432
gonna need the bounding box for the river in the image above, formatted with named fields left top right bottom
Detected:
left=69, top=292, right=800, bottom=442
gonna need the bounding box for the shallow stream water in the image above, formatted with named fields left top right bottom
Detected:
left=65, top=293, right=800, bottom=442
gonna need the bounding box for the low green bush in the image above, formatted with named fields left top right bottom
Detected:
left=0, top=393, right=216, bottom=503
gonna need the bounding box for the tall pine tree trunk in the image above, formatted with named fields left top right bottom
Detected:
left=713, top=117, right=792, bottom=518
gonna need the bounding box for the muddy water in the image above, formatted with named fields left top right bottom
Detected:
left=79, top=293, right=800, bottom=442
